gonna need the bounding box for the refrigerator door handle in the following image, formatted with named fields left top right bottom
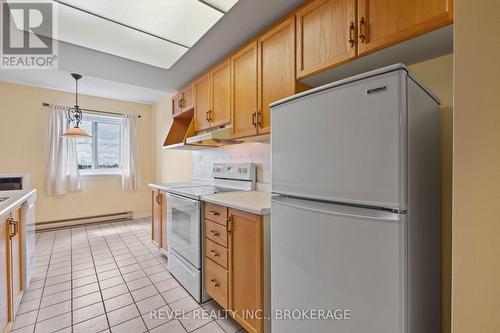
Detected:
left=272, top=196, right=404, bottom=222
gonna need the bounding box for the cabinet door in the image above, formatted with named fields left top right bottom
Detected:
left=210, top=60, right=231, bottom=127
left=231, top=41, right=259, bottom=138
left=182, top=84, right=193, bottom=110
left=0, top=216, right=10, bottom=333
left=8, top=209, right=22, bottom=316
left=228, top=209, right=263, bottom=333
left=172, top=92, right=183, bottom=117
left=358, top=0, right=453, bottom=55
left=151, top=190, right=161, bottom=246
left=258, top=16, right=296, bottom=134
left=194, top=74, right=211, bottom=132
left=296, top=0, right=357, bottom=79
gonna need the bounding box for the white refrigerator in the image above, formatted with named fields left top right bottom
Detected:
left=270, top=64, right=441, bottom=333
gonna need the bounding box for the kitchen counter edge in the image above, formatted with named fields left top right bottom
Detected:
left=0, top=189, right=37, bottom=220
left=201, top=191, right=271, bottom=216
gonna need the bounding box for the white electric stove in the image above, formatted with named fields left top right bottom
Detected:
left=165, top=163, right=256, bottom=303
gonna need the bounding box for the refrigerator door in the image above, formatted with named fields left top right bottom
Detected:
left=271, top=196, right=407, bottom=333
left=271, top=70, right=407, bottom=210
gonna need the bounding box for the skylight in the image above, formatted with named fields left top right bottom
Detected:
left=10, top=0, right=239, bottom=69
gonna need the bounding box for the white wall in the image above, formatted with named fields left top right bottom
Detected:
left=153, top=93, right=192, bottom=182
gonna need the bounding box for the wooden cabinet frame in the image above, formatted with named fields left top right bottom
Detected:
left=357, top=0, right=454, bottom=56
left=230, top=41, right=259, bottom=139
left=296, top=0, right=357, bottom=79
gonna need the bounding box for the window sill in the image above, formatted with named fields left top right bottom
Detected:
left=80, top=171, right=122, bottom=178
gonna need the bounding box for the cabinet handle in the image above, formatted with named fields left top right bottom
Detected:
left=206, top=111, right=210, bottom=122
left=257, top=110, right=262, bottom=128
left=209, top=210, right=220, bottom=216
left=156, top=193, right=162, bottom=205
left=227, top=216, right=232, bottom=233
left=178, top=98, right=183, bottom=109
left=348, top=22, right=355, bottom=47
left=359, top=17, right=367, bottom=43
left=9, top=218, right=18, bottom=239
left=252, top=112, right=257, bottom=127
left=209, top=250, right=219, bottom=257
left=209, top=110, right=213, bottom=122
left=210, top=279, right=220, bottom=287
left=209, top=230, right=219, bottom=237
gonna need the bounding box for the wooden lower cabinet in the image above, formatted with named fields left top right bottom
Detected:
left=204, top=203, right=264, bottom=333
left=1, top=208, right=24, bottom=333
left=8, top=209, right=22, bottom=318
left=1, top=214, right=10, bottom=333
left=151, top=190, right=165, bottom=250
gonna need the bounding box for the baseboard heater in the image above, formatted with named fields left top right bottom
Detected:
left=36, top=211, right=133, bottom=231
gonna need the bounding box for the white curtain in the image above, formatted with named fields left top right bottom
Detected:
left=121, top=115, right=141, bottom=190
left=45, top=105, right=82, bottom=195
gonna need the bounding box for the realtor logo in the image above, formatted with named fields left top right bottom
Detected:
left=1, top=0, right=58, bottom=69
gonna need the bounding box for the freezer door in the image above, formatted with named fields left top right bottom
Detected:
left=271, top=196, right=407, bottom=333
left=271, top=70, right=407, bottom=210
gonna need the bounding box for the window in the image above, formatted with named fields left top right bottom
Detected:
left=76, top=114, right=122, bottom=175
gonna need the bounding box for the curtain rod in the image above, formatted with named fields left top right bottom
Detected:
left=42, top=102, right=141, bottom=118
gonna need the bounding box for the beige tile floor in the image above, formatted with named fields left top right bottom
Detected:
left=11, top=218, right=245, bottom=333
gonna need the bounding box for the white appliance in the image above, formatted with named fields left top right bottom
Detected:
left=166, top=163, right=256, bottom=302
left=270, top=64, right=441, bottom=333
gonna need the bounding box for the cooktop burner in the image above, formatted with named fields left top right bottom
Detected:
left=172, top=186, right=238, bottom=197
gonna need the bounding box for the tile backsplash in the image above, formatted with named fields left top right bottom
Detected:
left=192, top=142, right=271, bottom=191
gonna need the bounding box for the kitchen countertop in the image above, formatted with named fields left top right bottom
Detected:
left=201, top=191, right=272, bottom=215
left=0, top=189, right=37, bottom=220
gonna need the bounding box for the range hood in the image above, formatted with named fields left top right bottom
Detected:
left=163, top=109, right=240, bottom=150
left=186, top=126, right=240, bottom=145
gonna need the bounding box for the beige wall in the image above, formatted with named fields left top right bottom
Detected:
left=453, top=1, right=500, bottom=332
left=0, top=81, right=154, bottom=223
left=409, top=54, right=453, bottom=333
left=153, top=93, right=192, bottom=182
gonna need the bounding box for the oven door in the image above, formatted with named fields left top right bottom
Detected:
left=166, top=193, right=201, bottom=269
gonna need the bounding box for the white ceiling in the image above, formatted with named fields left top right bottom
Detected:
left=0, top=69, right=168, bottom=104
left=10, top=0, right=239, bottom=69
left=0, top=0, right=304, bottom=101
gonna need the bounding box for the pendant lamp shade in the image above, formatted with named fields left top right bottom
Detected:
left=61, top=127, right=91, bottom=138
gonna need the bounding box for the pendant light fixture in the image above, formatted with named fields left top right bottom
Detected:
left=61, top=73, right=91, bottom=138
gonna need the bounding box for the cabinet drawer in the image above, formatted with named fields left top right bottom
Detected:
left=205, top=220, right=227, bottom=247
left=205, top=257, right=228, bottom=309
left=205, top=238, right=228, bottom=269
left=204, top=203, right=228, bottom=225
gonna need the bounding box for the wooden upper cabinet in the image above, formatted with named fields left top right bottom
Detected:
left=296, top=0, right=357, bottom=79
left=172, top=92, right=183, bottom=117
left=228, top=209, right=263, bottom=333
left=172, top=85, right=194, bottom=117
left=210, top=60, right=231, bottom=127
left=193, top=73, right=211, bottom=132
left=231, top=41, right=259, bottom=139
left=182, top=85, right=193, bottom=111
left=358, top=0, right=453, bottom=55
left=258, top=16, right=296, bottom=135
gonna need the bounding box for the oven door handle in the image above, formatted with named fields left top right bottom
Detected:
left=166, top=193, right=201, bottom=208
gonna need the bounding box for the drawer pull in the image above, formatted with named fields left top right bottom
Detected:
left=210, top=279, right=220, bottom=287
left=209, top=230, right=219, bottom=237
left=209, top=210, right=220, bottom=216
left=209, top=250, right=219, bottom=257
left=9, top=218, right=18, bottom=239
